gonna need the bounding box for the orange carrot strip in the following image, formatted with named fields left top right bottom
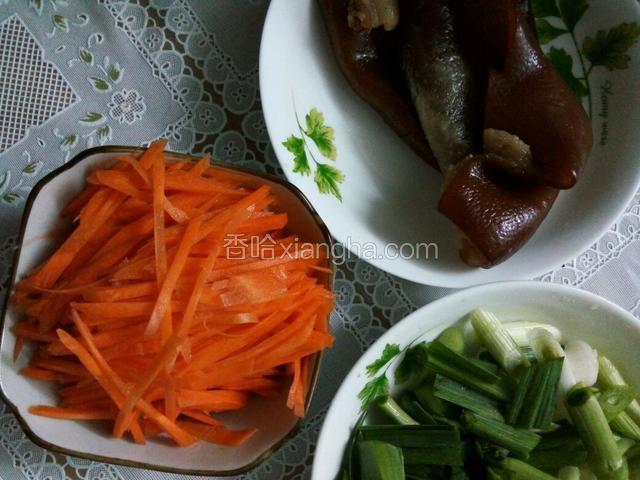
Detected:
left=178, top=420, right=256, bottom=447
left=182, top=317, right=311, bottom=390
left=190, top=156, right=210, bottom=176
left=33, top=358, right=88, bottom=377
left=82, top=282, right=157, bottom=302
left=115, top=155, right=151, bottom=185
left=180, top=409, right=222, bottom=426
left=176, top=389, right=249, bottom=412
left=112, top=335, right=182, bottom=437
left=164, top=173, right=245, bottom=196
left=165, top=377, right=179, bottom=422
left=146, top=216, right=202, bottom=335
left=93, top=170, right=148, bottom=200
left=60, top=388, right=109, bottom=406
left=29, top=405, right=115, bottom=420
left=235, top=214, right=288, bottom=235
left=221, top=377, right=280, bottom=392
left=26, top=191, right=126, bottom=288
left=296, top=357, right=312, bottom=417
left=19, top=367, right=77, bottom=382
left=152, top=145, right=168, bottom=294
left=61, top=398, right=115, bottom=410
left=101, top=339, right=163, bottom=361
left=166, top=160, right=191, bottom=172
left=164, top=197, right=190, bottom=224
left=175, top=204, right=253, bottom=341
left=62, top=223, right=119, bottom=279
left=62, top=185, right=99, bottom=218
left=70, top=301, right=160, bottom=318
left=179, top=304, right=303, bottom=376
left=47, top=323, right=152, bottom=356
left=138, top=139, right=168, bottom=170
left=69, top=314, right=196, bottom=445
left=287, top=359, right=301, bottom=412
left=12, top=323, right=57, bottom=342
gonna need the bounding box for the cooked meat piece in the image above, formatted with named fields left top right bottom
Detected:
left=484, top=1, right=593, bottom=189
left=399, top=0, right=485, bottom=173
left=439, top=154, right=558, bottom=267
left=318, top=0, right=438, bottom=169
left=347, top=0, right=400, bottom=32
left=482, top=128, right=535, bottom=177
left=319, top=0, right=593, bottom=268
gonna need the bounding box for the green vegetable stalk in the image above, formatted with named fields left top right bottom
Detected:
left=461, top=411, right=540, bottom=458
left=469, top=309, right=527, bottom=374
left=357, top=440, right=405, bottom=480
left=436, top=327, right=466, bottom=355
left=376, top=396, right=418, bottom=426
left=567, top=384, right=628, bottom=480
left=598, top=355, right=640, bottom=425
left=495, top=457, right=557, bottom=480
left=610, top=411, right=640, bottom=441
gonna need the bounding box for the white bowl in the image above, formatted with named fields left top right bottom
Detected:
left=260, top=0, right=640, bottom=287
left=312, top=281, right=640, bottom=479
left=0, top=146, right=332, bottom=476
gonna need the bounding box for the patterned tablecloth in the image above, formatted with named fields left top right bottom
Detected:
left=1, top=1, right=640, bottom=479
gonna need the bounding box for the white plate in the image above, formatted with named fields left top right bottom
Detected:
left=312, top=281, right=640, bottom=479
left=260, top=0, right=640, bottom=287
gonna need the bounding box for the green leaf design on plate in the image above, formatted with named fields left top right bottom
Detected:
left=314, top=163, right=345, bottom=202
left=108, top=64, right=122, bottom=83
left=366, top=344, right=401, bottom=377
left=395, top=343, right=429, bottom=384
left=531, top=0, right=560, bottom=18
left=52, top=14, right=69, bottom=32
left=79, top=48, right=93, bottom=65
left=558, top=0, right=588, bottom=33
left=536, top=18, right=568, bottom=44
left=583, top=22, right=640, bottom=71
left=97, top=125, right=112, bottom=144
left=305, top=108, right=337, bottom=161
left=548, top=47, right=589, bottom=98
left=29, top=0, right=43, bottom=15
left=89, top=77, right=111, bottom=92
left=285, top=105, right=344, bottom=200
left=80, top=112, right=105, bottom=124
left=358, top=375, right=389, bottom=413
left=282, top=135, right=310, bottom=176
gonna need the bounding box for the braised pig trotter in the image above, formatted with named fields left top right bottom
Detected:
left=399, top=0, right=485, bottom=172
left=318, top=0, right=438, bottom=169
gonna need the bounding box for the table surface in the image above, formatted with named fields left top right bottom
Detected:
left=1, top=1, right=640, bottom=479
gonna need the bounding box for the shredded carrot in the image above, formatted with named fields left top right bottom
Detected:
left=152, top=144, right=168, bottom=292
left=61, top=184, right=99, bottom=218
left=69, top=316, right=196, bottom=446
left=11, top=140, right=334, bottom=447
left=19, top=367, right=78, bottom=382
left=176, top=389, right=249, bottom=412
left=147, top=216, right=202, bottom=335
left=178, top=420, right=256, bottom=447
left=28, top=405, right=115, bottom=420
left=114, top=155, right=151, bottom=185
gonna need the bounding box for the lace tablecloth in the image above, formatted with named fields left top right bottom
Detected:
left=1, top=1, right=639, bottom=479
